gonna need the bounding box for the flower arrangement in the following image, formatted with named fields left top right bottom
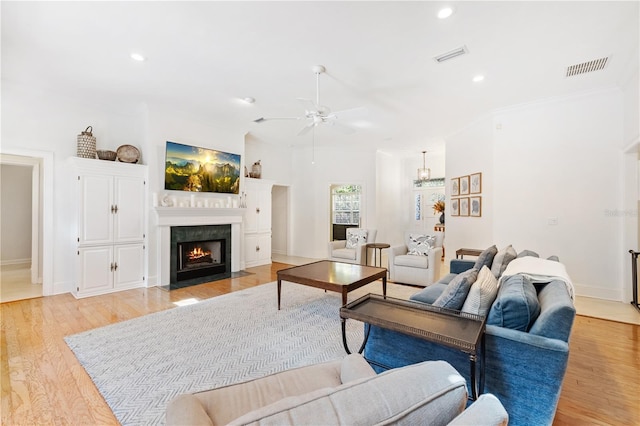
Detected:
left=433, top=200, right=445, bottom=214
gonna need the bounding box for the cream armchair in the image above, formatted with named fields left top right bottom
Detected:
left=389, top=231, right=444, bottom=286
left=327, top=228, right=377, bottom=265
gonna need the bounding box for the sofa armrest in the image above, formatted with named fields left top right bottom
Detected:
left=450, top=259, right=475, bottom=274
left=166, top=394, right=214, bottom=426
left=449, top=394, right=508, bottom=426
left=328, top=240, right=346, bottom=253
left=389, top=244, right=408, bottom=259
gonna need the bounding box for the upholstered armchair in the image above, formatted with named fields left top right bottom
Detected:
left=388, top=231, right=444, bottom=286
left=327, top=228, right=377, bottom=265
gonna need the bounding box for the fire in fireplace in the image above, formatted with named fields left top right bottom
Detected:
left=170, top=224, right=232, bottom=289
left=179, top=241, right=221, bottom=270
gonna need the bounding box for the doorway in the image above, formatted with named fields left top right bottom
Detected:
left=0, top=150, right=53, bottom=302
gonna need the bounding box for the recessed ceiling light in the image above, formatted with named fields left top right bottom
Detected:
left=437, top=7, right=454, bottom=19
left=130, top=53, right=146, bottom=62
left=243, top=97, right=256, bottom=104
left=473, top=75, right=485, bottom=82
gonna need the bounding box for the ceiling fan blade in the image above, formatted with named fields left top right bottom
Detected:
left=297, top=122, right=316, bottom=136
left=326, top=120, right=356, bottom=135
left=329, top=106, right=368, bottom=120
left=253, top=117, right=300, bottom=123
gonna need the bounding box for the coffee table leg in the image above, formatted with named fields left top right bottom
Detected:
left=277, top=279, right=282, bottom=310
left=382, top=276, right=387, bottom=299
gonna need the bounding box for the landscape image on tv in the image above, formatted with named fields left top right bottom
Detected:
left=164, top=141, right=241, bottom=194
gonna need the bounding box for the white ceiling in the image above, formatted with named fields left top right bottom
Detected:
left=2, top=1, right=638, bottom=154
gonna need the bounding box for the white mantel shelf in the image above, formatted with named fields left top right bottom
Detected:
left=154, top=207, right=246, bottom=286
left=154, top=207, right=246, bottom=224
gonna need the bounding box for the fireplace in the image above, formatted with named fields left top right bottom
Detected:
left=170, top=224, right=231, bottom=289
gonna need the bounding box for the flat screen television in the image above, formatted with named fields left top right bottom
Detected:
left=164, top=141, right=241, bottom=194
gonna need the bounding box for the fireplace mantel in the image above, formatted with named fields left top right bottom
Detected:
left=155, top=207, right=246, bottom=226
left=154, top=207, right=245, bottom=287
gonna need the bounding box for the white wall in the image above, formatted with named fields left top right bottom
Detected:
left=445, top=117, right=495, bottom=259
left=446, top=89, right=626, bottom=301
left=0, top=164, right=32, bottom=264
left=289, top=145, right=377, bottom=259
left=244, top=133, right=292, bottom=185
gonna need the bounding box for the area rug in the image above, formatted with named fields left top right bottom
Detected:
left=65, top=281, right=403, bottom=425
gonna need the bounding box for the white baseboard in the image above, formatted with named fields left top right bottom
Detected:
left=574, top=282, right=624, bottom=302
left=0, top=258, right=31, bottom=267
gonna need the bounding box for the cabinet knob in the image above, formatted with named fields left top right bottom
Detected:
left=256, top=246, right=260, bottom=252
left=256, top=207, right=260, bottom=214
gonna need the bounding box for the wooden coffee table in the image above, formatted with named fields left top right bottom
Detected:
left=276, top=260, right=387, bottom=310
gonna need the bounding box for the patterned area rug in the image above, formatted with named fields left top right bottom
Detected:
left=65, top=281, right=414, bottom=425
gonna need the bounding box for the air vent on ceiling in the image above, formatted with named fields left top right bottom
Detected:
left=434, top=46, right=468, bottom=63
left=566, top=57, right=609, bottom=77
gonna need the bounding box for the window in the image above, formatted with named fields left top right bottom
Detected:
left=332, top=185, right=361, bottom=225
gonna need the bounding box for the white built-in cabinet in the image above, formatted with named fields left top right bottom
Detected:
left=244, top=178, right=273, bottom=267
left=70, top=157, right=148, bottom=298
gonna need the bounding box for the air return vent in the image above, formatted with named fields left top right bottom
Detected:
left=434, top=46, right=468, bottom=63
left=566, top=57, right=608, bottom=77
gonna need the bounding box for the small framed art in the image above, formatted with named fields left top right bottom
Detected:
left=451, top=198, right=459, bottom=216
left=470, top=196, right=482, bottom=217
left=459, top=175, right=470, bottom=195
left=470, top=172, right=482, bottom=194
left=451, top=177, right=460, bottom=197
left=459, top=197, right=469, bottom=216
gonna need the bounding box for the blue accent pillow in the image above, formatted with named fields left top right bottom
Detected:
left=410, top=283, right=448, bottom=304
left=432, top=268, right=478, bottom=310
left=488, top=274, right=541, bottom=331
left=473, top=245, right=497, bottom=270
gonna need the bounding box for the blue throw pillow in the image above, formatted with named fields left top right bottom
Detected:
left=487, top=274, right=541, bottom=331
left=432, top=268, right=478, bottom=310
left=473, top=245, right=497, bottom=270
left=410, top=283, right=448, bottom=304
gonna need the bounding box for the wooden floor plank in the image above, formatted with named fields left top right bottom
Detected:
left=1, top=263, right=639, bottom=425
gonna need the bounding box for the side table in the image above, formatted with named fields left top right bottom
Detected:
left=365, top=243, right=390, bottom=268
left=340, top=294, right=486, bottom=400
left=455, top=248, right=483, bottom=259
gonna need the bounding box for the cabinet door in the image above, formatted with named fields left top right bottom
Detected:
left=257, top=233, right=272, bottom=263
left=114, top=176, right=145, bottom=243
left=257, top=187, right=272, bottom=233
left=244, top=234, right=259, bottom=266
left=79, top=175, right=114, bottom=245
left=113, top=243, right=145, bottom=289
left=245, top=190, right=259, bottom=234
left=77, top=246, right=113, bottom=294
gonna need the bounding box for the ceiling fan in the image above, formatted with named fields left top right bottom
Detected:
left=253, top=65, right=366, bottom=136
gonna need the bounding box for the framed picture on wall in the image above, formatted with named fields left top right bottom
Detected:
left=470, top=196, right=482, bottom=217
left=451, top=177, right=460, bottom=196
left=459, top=175, right=470, bottom=195
left=459, top=197, right=470, bottom=216
left=470, top=173, right=482, bottom=194
left=451, top=198, right=460, bottom=216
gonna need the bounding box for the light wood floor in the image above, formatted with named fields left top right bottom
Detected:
left=1, top=262, right=639, bottom=425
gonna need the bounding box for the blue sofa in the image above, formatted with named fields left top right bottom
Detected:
left=364, top=253, right=576, bottom=426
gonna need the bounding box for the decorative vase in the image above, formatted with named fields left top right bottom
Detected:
left=251, top=160, right=262, bottom=179
left=439, top=213, right=445, bottom=224
left=77, top=126, right=97, bottom=159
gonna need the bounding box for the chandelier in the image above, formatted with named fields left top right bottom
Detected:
left=417, top=151, right=431, bottom=181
